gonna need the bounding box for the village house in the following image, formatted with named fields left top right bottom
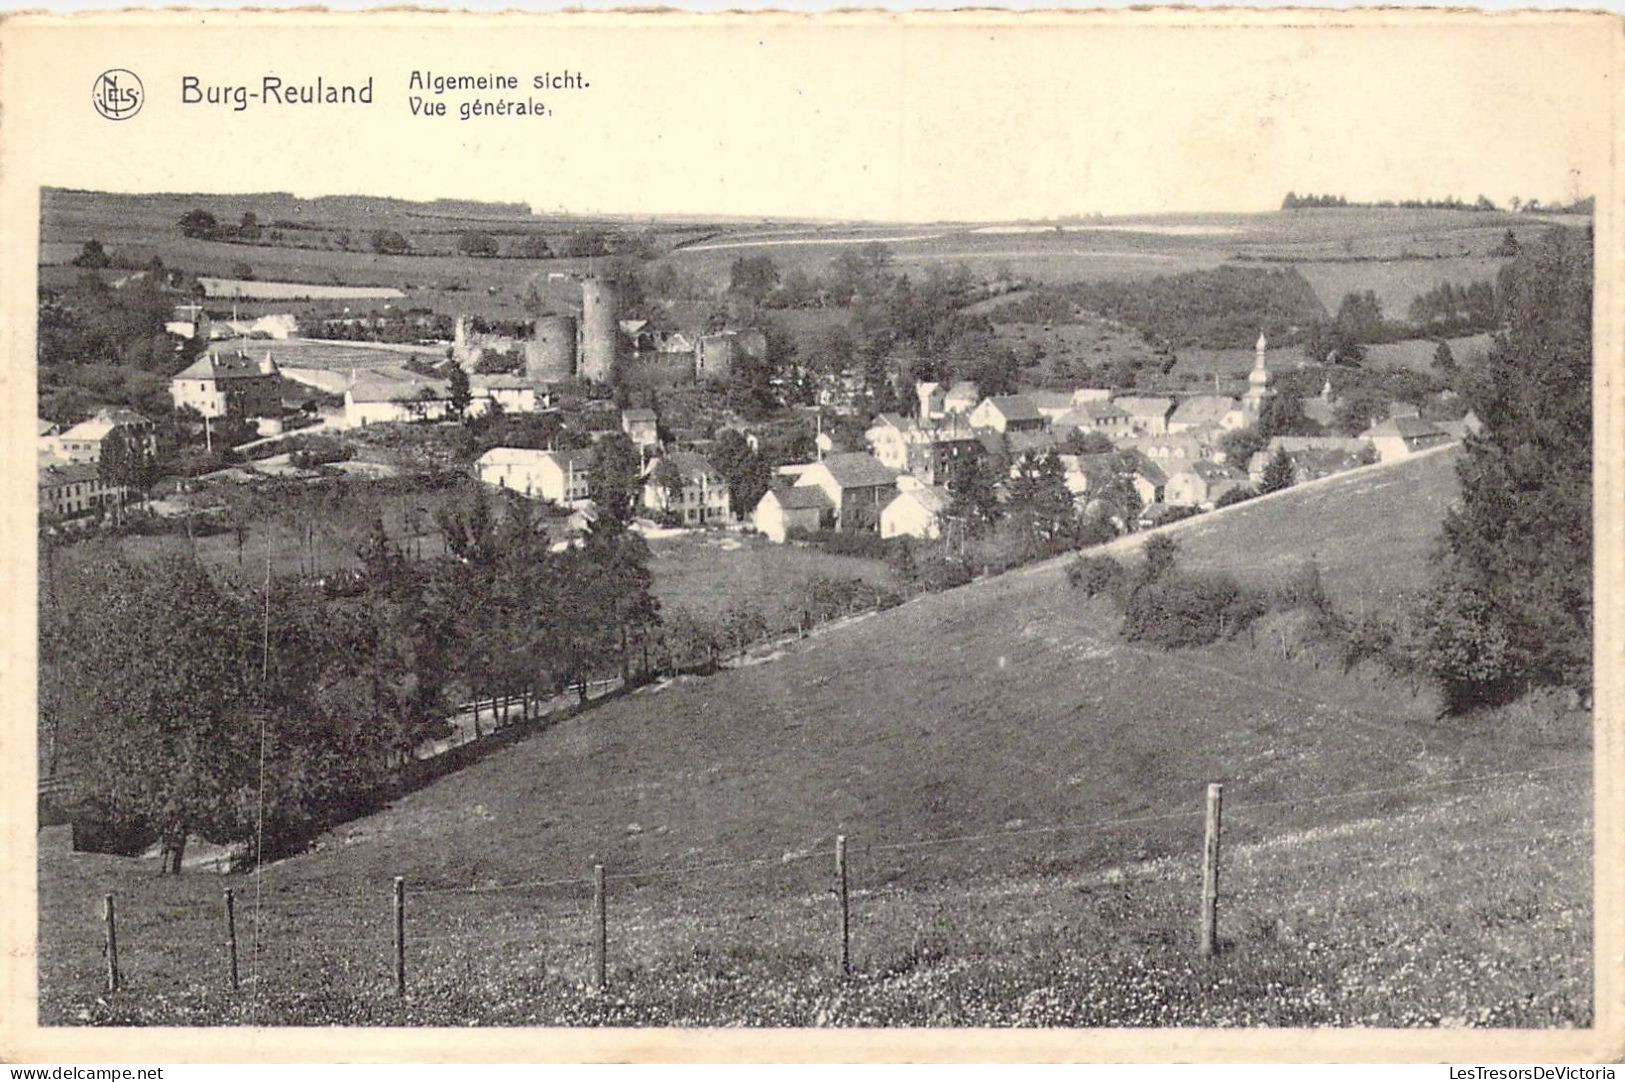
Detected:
left=642, top=451, right=731, bottom=526
left=475, top=447, right=554, bottom=498
left=943, top=381, right=980, bottom=415
left=49, top=408, right=158, bottom=466
left=1121, top=434, right=1205, bottom=464
left=170, top=352, right=281, bottom=419
left=865, top=413, right=917, bottom=472
left=1111, top=395, right=1176, bottom=436
left=969, top=395, right=1046, bottom=435
left=867, top=413, right=983, bottom=486
left=1167, top=395, right=1239, bottom=435
left=916, top=381, right=947, bottom=421
left=753, top=485, right=834, bottom=543
left=1053, top=400, right=1134, bottom=438
left=38, top=461, right=121, bottom=520
left=165, top=304, right=209, bottom=340
left=1027, top=391, right=1079, bottom=422
left=1165, top=460, right=1250, bottom=509
left=905, top=420, right=983, bottom=488
left=472, top=374, right=538, bottom=414
left=621, top=408, right=659, bottom=449
left=344, top=366, right=540, bottom=428
left=793, top=452, right=899, bottom=531
left=1363, top=416, right=1454, bottom=463
left=880, top=485, right=953, bottom=541
left=476, top=447, right=594, bottom=506
left=1302, top=378, right=1339, bottom=428
left=1059, top=451, right=1167, bottom=509
left=1247, top=446, right=1369, bottom=487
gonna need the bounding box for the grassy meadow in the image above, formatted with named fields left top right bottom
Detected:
left=647, top=531, right=896, bottom=625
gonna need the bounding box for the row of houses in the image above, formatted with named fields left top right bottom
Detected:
left=37, top=409, right=159, bottom=520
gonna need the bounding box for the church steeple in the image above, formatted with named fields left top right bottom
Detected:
left=1244, top=330, right=1274, bottom=416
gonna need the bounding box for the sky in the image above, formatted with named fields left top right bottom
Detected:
left=0, top=13, right=1614, bottom=222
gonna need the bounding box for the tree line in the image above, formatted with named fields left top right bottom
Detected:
left=41, top=486, right=660, bottom=870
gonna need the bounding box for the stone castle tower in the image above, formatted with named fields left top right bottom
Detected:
left=577, top=277, right=620, bottom=384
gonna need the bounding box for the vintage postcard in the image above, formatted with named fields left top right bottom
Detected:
left=0, top=7, right=1618, bottom=1064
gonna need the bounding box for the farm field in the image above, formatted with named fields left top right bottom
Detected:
left=46, top=189, right=1574, bottom=327
left=37, top=442, right=1591, bottom=1026
left=1293, top=257, right=1506, bottom=317
left=646, top=531, right=896, bottom=625
left=1365, top=334, right=1496, bottom=373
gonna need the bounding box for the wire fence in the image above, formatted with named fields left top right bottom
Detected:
left=74, top=760, right=1591, bottom=1008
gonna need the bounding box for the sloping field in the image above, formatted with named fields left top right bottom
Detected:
left=1153, top=446, right=1461, bottom=609
left=37, top=439, right=1591, bottom=1027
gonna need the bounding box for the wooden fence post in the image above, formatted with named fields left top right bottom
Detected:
left=393, top=876, right=406, bottom=997
left=835, top=834, right=851, bottom=977
left=103, top=893, right=119, bottom=993
left=1200, top=782, right=1223, bottom=958
left=223, top=888, right=240, bottom=990
left=592, top=864, right=607, bottom=990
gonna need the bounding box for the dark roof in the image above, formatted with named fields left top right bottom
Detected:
left=39, top=463, right=100, bottom=487
left=653, top=451, right=721, bottom=483
left=174, top=353, right=275, bottom=382
left=982, top=395, right=1042, bottom=422
left=816, top=452, right=897, bottom=489
left=1371, top=416, right=1447, bottom=440
left=766, top=485, right=834, bottom=511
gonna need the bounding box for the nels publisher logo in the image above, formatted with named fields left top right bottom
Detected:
left=92, top=69, right=144, bottom=120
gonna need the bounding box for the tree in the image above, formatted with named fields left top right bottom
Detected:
left=41, top=555, right=262, bottom=872
left=1220, top=427, right=1266, bottom=468
left=947, top=453, right=1002, bottom=538
left=1061, top=429, right=1115, bottom=456
left=178, top=209, right=218, bottom=238
left=516, top=234, right=554, bottom=259
left=458, top=230, right=499, bottom=258
left=1432, top=340, right=1457, bottom=374
left=1006, top=451, right=1076, bottom=552
left=710, top=429, right=772, bottom=518
left=1494, top=229, right=1520, bottom=258
left=728, top=255, right=781, bottom=306
left=447, top=364, right=473, bottom=420
left=237, top=212, right=261, bottom=241
left=72, top=240, right=112, bottom=269
left=1141, top=534, right=1179, bottom=584
left=370, top=229, right=410, bottom=255
left=98, top=429, right=158, bottom=520
left=1425, top=227, right=1592, bottom=711
left=590, top=433, right=644, bottom=526
left=1259, top=447, right=1296, bottom=494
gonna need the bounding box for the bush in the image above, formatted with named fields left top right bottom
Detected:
left=794, top=528, right=898, bottom=561
left=1122, top=570, right=1267, bottom=648
left=1067, top=553, right=1124, bottom=597
left=1214, top=485, right=1257, bottom=509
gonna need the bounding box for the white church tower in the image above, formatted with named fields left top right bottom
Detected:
left=1243, top=331, right=1275, bottom=419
